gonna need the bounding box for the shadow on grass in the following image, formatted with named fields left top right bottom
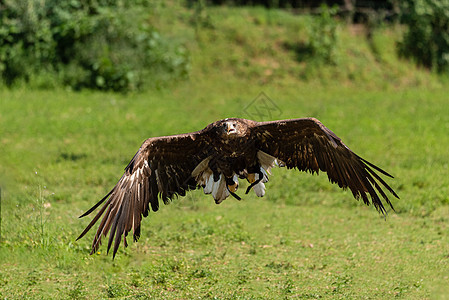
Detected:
left=57, top=152, right=88, bottom=162
left=283, top=41, right=315, bottom=63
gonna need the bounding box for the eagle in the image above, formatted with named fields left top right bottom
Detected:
left=77, top=118, right=399, bottom=257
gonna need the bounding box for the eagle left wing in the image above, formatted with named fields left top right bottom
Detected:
left=77, top=130, right=213, bottom=258
left=251, top=118, right=399, bottom=214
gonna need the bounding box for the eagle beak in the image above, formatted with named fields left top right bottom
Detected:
left=227, top=123, right=237, bottom=135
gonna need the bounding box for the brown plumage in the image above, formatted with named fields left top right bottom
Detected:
left=77, top=118, right=399, bottom=257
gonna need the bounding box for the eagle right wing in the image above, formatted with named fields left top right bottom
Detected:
left=77, top=130, right=213, bottom=258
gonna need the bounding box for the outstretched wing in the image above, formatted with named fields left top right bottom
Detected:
left=77, top=130, right=213, bottom=258
left=252, top=118, right=399, bottom=214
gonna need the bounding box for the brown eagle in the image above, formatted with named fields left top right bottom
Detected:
left=77, top=118, right=399, bottom=257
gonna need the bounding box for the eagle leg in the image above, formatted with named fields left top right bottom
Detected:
left=245, top=169, right=264, bottom=194
left=227, top=186, right=242, bottom=200
left=226, top=175, right=241, bottom=200
left=226, top=176, right=238, bottom=192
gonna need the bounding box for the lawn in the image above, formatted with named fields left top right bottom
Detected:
left=1, top=2, right=449, bottom=299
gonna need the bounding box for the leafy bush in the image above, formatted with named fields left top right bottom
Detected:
left=0, top=0, right=189, bottom=91
left=306, top=5, right=340, bottom=64
left=398, top=0, right=449, bottom=73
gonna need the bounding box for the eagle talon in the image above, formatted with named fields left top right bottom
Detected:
left=226, top=185, right=242, bottom=200
left=228, top=184, right=238, bottom=192
left=226, top=177, right=239, bottom=192
left=247, top=173, right=256, bottom=184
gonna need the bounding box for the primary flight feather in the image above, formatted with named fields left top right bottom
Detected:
left=77, top=118, right=399, bottom=257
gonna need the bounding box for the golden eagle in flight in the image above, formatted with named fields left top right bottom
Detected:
left=77, top=118, right=399, bottom=257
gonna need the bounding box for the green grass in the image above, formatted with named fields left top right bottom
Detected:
left=1, top=2, right=449, bottom=299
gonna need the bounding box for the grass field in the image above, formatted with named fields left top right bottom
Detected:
left=1, top=2, right=449, bottom=299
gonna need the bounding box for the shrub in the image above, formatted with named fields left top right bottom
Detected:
left=306, top=5, right=340, bottom=64
left=0, top=1, right=56, bottom=85
left=398, top=0, right=449, bottom=73
left=0, top=0, right=189, bottom=91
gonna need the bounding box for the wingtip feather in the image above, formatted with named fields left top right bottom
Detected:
left=78, top=190, right=113, bottom=218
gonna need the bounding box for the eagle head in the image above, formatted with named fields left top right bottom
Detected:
left=218, top=118, right=246, bottom=138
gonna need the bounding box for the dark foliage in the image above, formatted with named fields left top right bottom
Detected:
left=197, top=0, right=395, bottom=10
left=283, top=5, right=339, bottom=65
left=0, top=0, right=189, bottom=91
left=398, top=0, right=449, bottom=73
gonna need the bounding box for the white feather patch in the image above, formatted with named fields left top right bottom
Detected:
left=252, top=173, right=266, bottom=197
left=232, top=174, right=239, bottom=190
left=260, top=167, right=269, bottom=183
left=203, top=174, right=214, bottom=194
left=211, top=174, right=230, bottom=203
left=211, top=174, right=222, bottom=199
left=198, top=168, right=212, bottom=186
